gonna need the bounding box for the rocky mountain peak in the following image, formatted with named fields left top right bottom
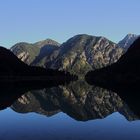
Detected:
left=118, top=34, right=139, bottom=50
left=47, top=34, right=123, bottom=75
left=34, top=39, right=60, bottom=48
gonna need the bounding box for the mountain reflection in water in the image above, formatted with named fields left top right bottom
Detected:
left=0, top=81, right=138, bottom=122
left=1, top=81, right=140, bottom=140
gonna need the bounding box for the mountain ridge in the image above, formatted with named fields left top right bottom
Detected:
left=11, top=34, right=123, bottom=76
left=10, top=39, right=60, bottom=65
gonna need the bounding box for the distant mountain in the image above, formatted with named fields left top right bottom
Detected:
left=10, top=39, right=60, bottom=65
left=31, top=39, right=60, bottom=67
left=10, top=42, right=40, bottom=65
left=42, top=34, right=123, bottom=75
left=34, top=39, right=60, bottom=48
left=11, top=35, right=123, bottom=76
left=85, top=37, right=140, bottom=87
left=118, top=34, right=139, bottom=50
left=11, top=34, right=140, bottom=76
left=47, top=35, right=123, bottom=75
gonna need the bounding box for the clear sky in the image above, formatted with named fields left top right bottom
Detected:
left=0, top=0, right=140, bottom=48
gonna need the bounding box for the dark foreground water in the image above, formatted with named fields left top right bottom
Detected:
left=0, top=81, right=140, bottom=140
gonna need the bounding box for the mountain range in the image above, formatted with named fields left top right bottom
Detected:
left=11, top=34, right=138, bottom=76
left=0, top=33, right=137, bottom=77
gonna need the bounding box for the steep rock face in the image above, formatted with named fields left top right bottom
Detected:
left=45, top=34, right=123, bottom=75
left=118, top=34, right=138, bottom=50
left=86, top=37, right=140, bottom=87
left=10, top=42, right=40, bottom=65
left=10, top=39, right=60, bottom=65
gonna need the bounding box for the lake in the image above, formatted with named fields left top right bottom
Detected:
left=0, top=81, right=140, bottom=140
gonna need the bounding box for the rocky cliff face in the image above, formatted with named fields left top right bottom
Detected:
left=86, top=37, right=140, bottom=87
left=10, top=42, right=40, bottom=65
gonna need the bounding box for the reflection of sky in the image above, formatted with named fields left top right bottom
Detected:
left=0, top=109, right=140, bottom=140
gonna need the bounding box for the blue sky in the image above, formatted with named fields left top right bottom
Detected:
left=0, top=0, right=140, bottom=48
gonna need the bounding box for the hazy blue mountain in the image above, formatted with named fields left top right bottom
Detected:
left=118, top=34, right=139, bottom=50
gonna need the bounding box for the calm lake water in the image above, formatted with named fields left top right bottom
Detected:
left=0, top=81, right=140, bottom=140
